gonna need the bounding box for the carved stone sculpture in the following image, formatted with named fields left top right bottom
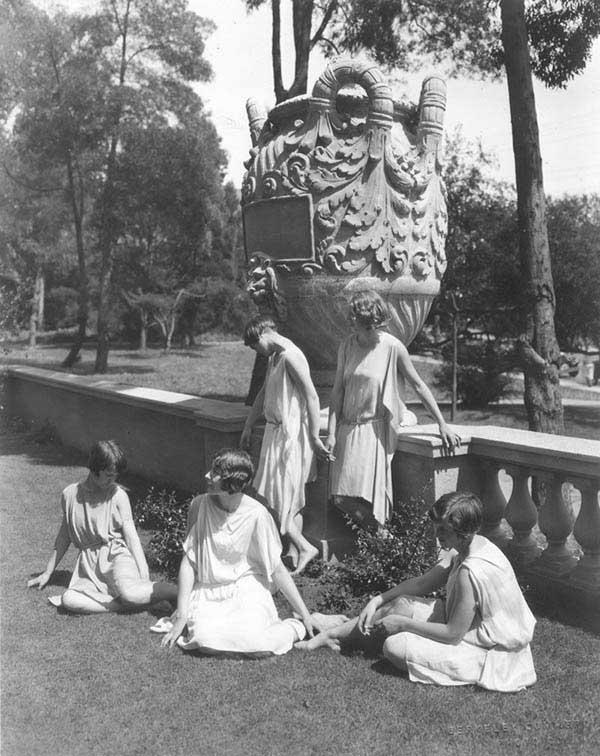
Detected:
left=243, top=58, right=447, bottom=371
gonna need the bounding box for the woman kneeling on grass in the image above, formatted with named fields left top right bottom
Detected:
left=158, top=449, right=322, bottom=656
left=297, top=491, right=537, bottom=692
left=27, top=440, right=177, bottom=613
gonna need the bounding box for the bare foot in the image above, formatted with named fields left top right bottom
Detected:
left=295, top=634, right=341, bottom=652
left=311, top=612, right=350, bottom=632
left=283, top=545, right=299, bottom=570
left=291, top=545, right=319, bottom=576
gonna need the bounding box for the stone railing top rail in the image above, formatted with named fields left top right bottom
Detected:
left=7, top=366, right=599, bottom=478
left=397, top=423, right=600, bottom=480
left=5, top=366, right=249, bottom=432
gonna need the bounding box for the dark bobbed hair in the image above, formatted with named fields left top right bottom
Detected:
left=88, top=440, right=127, bottom=476
left=244, top=316, right=277, bottom=347
left=211, top=448, right=254, bottom=494
left=349, top=290, right=390, bottom=330
left=428, top=491, right=483, bottom=538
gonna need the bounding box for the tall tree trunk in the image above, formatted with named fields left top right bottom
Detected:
left=500, top=0, right=564, bottom=434
left=28, top=266, right=43, bottom=347
left=287, top=0, right=314, bottom=99
left=139, top=311, right=148, bottom=351
left=63, top=157, right=89, bottom=368
left=37, top=271, right=44, bottom=332
left=94, top=1, right=130, bottom=373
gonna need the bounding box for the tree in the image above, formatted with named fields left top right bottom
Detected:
left=3, top=0, right=216, bottom=371
left=251, top=0, right=600, bottom=433
left=547, top=194, right=600, bottom=350
left=246, top=0, right=341, bottom=102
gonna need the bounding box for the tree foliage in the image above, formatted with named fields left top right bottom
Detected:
left=1, top=1, right=245, bottom=359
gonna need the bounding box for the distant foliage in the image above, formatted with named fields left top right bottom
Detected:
left=316, top=498, right=437, bottom=613
left=133, top=487, right=191, bottom=579
left=436, top=340, right=513, bottom=408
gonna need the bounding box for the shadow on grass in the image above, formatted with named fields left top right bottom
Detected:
left=1, top=355, right=156, bottom=375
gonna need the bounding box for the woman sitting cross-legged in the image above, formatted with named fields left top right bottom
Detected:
left=158, top=449, right=322, bottom=656
left=297, top=491, right=537, bottom=693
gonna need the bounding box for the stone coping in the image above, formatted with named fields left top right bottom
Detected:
left=7, top=366, right=600, bottom=477
left=6, top=366, right=250, bottom=433
left=397, top=423, right=600, bottom=479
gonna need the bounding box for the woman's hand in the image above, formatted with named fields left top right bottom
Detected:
left=438, top=422, right=461, bottom=454
left=27, top=572, right=51, bottom=590
left=161, top=616, right=187, bottom=649
left=240, top=425, right=252, bottom=450
left=358, top=595, right=382, bottom=635
left=312, top=436, right=335, bottom=462
left=325, top=434, right=336, bottom=459
left=299, top=611, right=320, bottom=639
left=374, top=614, right=409, bottom=636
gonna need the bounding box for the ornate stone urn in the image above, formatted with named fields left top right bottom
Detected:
left=242, top=58, right=447, bottom=372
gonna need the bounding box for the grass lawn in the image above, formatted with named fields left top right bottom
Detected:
left=2, top=427, right=600, bottom=756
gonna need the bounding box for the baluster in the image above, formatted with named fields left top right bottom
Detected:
left=480, top=462, right=509, bottom=546
left=569, top=478, right=600, bottom=591
left=536, top=473, right=577, bottom=575
left=504, top=466, right=541, bottom=565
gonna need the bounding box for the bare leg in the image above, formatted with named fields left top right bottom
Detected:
left=296, top=601, right=416, bottom=652
left=118, top=579, right=177, bottom=607
left=61, top=589, right=122, bottom=614
left=287, top=513, right=318, bottom=575
left=296, top=617, right=362, bottom=651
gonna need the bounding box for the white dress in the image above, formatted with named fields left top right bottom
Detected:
left=253, top=344, right=316, bottom=533
left=330, top=332, right=411, bottom=524
left=177, top=493, right=303, bottom=656
left=384, top=536, right=537, bottom=692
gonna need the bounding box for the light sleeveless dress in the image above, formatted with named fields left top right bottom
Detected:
left=383, top=536, right=537, bottom=692
left=177, top=494, right=303, bottom=655
left=253, top=344, right=316, bottom=533
left=61, top=481, right=140, bottom=604
left=330, top=332, right=411, bottom=524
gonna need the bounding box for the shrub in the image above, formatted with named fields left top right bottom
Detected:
left=133, top=486, right=192, bottom=579
left=436, top=339, right=512, bottom=408
left=316, top=497, right=438, bottom=613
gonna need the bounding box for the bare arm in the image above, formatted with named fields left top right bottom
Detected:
left=376, top=568, right=477, bottom=644
left=326, top=343, right=345, bottom=455
left=395, top=342, right=460, bottom=450
left=272, top=561, right=318, bottom=637
left=118, top=495, right=150, bottom=580
left=358, top=562, right=450, bottom=633
left=241, top=383, right=266, bottom=449
left=27, top=514, right=71, bottom=589
left=162, top=554, right=195, bottom=648
left=285, top=350, right=330, bottom=459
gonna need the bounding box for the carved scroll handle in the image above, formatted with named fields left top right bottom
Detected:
left=417, top=76, right=447, bottom=152
left=310, top=57, right=393, bottom=131
left=246, top=98, right=268, bottom=147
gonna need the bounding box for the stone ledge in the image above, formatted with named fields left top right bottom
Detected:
left=397, top=422, right=600, bottom=479
left=5, top=366, right=250, bottom=432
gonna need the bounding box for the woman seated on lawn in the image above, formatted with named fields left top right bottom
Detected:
left=158, top=449, right=321, bottom=656
left=297, top=491, right=537, bottom=693
left=27, top=440, right=177, bottom=613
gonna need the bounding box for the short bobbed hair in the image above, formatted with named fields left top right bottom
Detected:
left=88, top=440, right=127, bottom=476
left=211, top=448, right=254, bottom=494
left=428, top=491, right=482, bottom=538
left=244, top=316, right=277, bottom=347
left=349, top=291, right=389, bottom=330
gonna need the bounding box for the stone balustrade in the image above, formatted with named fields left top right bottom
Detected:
left=5, top=366, right=599, bottom=606
left=394, top=424, right=600, bottom=604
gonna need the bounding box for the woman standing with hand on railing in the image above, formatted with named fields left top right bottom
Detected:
left=327, top=290, right=460, bottom=527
